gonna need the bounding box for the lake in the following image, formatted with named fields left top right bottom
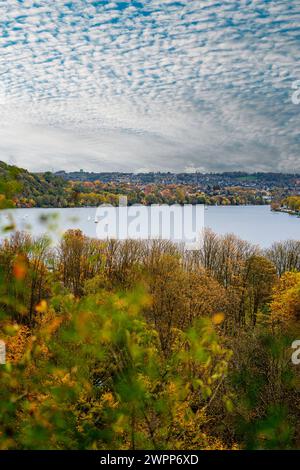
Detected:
left=0, top=205, right=299, bottom=248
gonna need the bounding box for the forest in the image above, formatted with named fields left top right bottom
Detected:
left=0, top=161, right=271, bottom=208
left=1, top=224, right=300, bottom=450
left=1, top=163, right=300, bottom=450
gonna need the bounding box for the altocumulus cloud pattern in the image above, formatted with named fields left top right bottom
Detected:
left=0, top=0, right=299, bottom=172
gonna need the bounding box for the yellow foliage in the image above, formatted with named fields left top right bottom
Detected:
left=35, top=300, right=47, bottom=313
left=212, top=312, right=225, bottom=325
left=270, top=271, right=300, bottom=327
left=5, top=325, right=31, bottom=364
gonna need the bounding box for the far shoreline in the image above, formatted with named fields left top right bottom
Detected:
left=11, top=202, right=271, bottom=210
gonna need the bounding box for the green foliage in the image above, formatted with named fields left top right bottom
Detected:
left=0, top=221, right=300, bottom=449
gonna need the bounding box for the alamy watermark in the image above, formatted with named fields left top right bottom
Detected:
left=291, top=80, right=300, bottom=105
left=95, top=197, right=204, bottom=250
left=291, top=340, right=300, bottom=365
left=0, top=340, right=6, bottom=365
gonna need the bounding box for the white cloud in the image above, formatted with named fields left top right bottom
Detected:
left=0, top=0, right=299, bottom=172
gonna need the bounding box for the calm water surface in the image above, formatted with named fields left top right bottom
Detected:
left=0, top=205, right=299, bottom=248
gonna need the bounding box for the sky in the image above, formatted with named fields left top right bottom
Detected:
left=0, top=0, right=299, bottom=173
